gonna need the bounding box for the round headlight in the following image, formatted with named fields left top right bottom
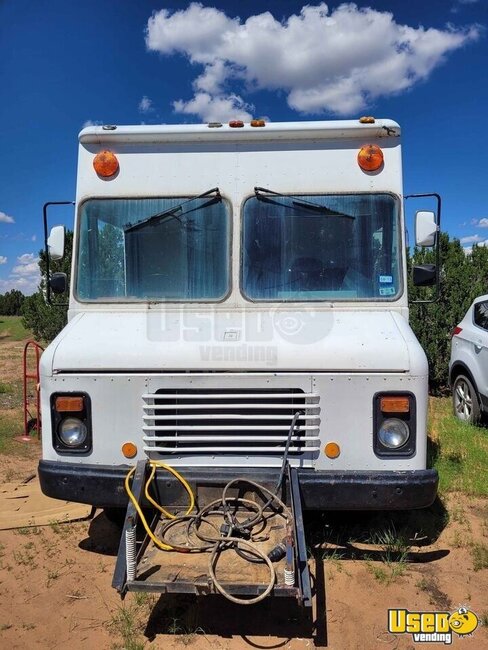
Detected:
left=378, top=418, right=409, bottom=449
left=59, top=418, right=87, bottom=447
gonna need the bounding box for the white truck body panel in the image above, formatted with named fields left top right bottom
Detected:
left=39, top=119, right=435, bottom=510
left=42, top=309, right=423, bottom=374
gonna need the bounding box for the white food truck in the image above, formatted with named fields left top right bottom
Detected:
left=39, top=118, right=439, bottom=512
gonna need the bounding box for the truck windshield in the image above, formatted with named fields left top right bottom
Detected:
left=76, top=197, right=230, bottom=301
left=242, top=193, right=401, bottom=301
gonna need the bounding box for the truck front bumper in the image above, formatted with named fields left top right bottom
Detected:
left=38, top=460, right=438, bottom=510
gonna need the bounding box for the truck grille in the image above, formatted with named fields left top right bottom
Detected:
left=142, top=388, right=320, bottom=455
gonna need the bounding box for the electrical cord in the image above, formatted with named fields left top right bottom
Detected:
left=124, top=461, right=195, bottom=552
left=221, top=410, right=302, bottom=535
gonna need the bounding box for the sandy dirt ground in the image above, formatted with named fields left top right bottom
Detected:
left=0, top=341, right=487, bottom=648
left=0, top=449, right=486, bottom=650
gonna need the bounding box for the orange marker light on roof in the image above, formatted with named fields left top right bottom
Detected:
left=229, top=120, right=244, bottom=128
left=250, top=119, right=266, bottom=127
left=357, top=144, right=384, bottom=172
left=93, top=150, right=119, bottom=177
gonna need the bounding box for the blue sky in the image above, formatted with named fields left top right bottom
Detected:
left=0, top=0, right=486, bottom=293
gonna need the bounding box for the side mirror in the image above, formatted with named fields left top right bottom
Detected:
left=49, top=272, right=67, bottom=294
left=413, top=264, right=436, bottom=287
left=415, top=211, right=437, bottom=247
left=47, top=225, right=65, bottom=261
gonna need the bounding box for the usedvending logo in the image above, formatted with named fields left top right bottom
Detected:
left=388, top=606, right=479, bottom=644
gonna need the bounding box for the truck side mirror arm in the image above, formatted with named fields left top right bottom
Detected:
left=405, top=193, right=441, bottom=304
left=43, top=201, right=74, bottom=306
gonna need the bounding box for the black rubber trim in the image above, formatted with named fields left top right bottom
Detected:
left=38, top=460, right=438, bottom=511
left=479, top=392, right=488, bottom=412
left=449, top=361, right=477, bottom=390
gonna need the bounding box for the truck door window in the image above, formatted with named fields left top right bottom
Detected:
left=241, top=193, right=400, bottom=301
left=76, top=197, right=230, bottom=301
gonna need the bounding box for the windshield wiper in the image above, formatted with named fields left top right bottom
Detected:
left=254, top=186, right=355, bottom=219
left=124, top=187, right=221, bottom=233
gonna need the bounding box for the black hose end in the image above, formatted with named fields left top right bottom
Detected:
left=267, top=542, right=287, bottom=563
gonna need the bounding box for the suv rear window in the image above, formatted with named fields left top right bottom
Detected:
left=474, top=300, right=488, bottom=330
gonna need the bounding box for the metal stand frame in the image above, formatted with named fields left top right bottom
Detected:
left=23, top=340, right=44, bottom=440
left=112, top=460, right=312, bottom=616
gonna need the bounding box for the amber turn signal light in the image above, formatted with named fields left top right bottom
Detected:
left=122, top=442, right=138, bottom=459
left=93, top=150, right=119, bottom=177
left=357, top=144, right=383, bottom=172
left=324, top=442, right=341, bottom=459
left=380, top=396, right=410, bottom=413
left=55, top=396, right=84, bottom=412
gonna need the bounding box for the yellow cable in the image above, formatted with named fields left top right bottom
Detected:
left=124, top=461, right=195, bottom=552
left=143, top=462, right=195, bottom=518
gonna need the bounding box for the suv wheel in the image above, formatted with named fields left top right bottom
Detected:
left=452, top=374, right=481, bottom=425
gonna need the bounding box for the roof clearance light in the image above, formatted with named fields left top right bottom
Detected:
left=93, top=150, right=119, bottom=177
left=208, top=122, right=223, bottom=128
left=250, top=119, right=266, bottom=127
left=229, top=120, right=244, bottom=128
left=357, top=144, right=384, bottom=172
left=359, top=116, right=375, bottom=124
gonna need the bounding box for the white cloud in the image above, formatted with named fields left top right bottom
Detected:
left=1, top=252, right=41, bottom=294
left=17, top=253, right=36, bottom=264
left=470, top=217, right=488, bottom=228
left=138, top=95, right=155, bottom=113
left=31, top=234, right=37, bottom=242
left=460, top=234, right=485, bottom=244
left=173, top=92, right=253, bottom=122
left=452, top=0, right=479, bottom=9
left=12, top=261, right=39, bottom=276
left=0, top=276, right=39, bottom=294
left=0, top=211, right=15, bottom=224
left=145, top=2, right=480, bottom=118
left=82, top=119, right=103, bottom=128
left=0, top=256, right=7, bottom=264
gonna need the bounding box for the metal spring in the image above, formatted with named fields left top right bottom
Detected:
left=126, top=522, right=137, bottom=582
left=284, top=568, right=295, bottom=586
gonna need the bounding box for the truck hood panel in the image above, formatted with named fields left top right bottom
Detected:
left=44, top=310, right=421, bottom=374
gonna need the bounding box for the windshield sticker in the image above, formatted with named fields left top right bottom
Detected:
left=379, top=286, right=396, bottom=296
left=379, top=275, right=393, bottom=284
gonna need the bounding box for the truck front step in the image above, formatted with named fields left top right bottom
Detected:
left=112, top=460, right=312, bottom=610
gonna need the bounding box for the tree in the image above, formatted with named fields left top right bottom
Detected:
left=0, top=289, right=25, bottom=315
left=21, top=231, right=73, bottom=342
left=408, top=233, right=488, bottom=392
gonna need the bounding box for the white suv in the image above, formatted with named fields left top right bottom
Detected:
left=450, top=295, right=488, bottom=424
